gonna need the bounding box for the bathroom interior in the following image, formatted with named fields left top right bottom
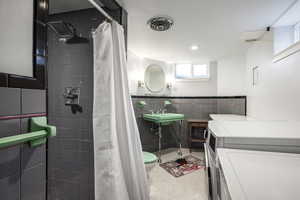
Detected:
left=1, top=0, right=300, bottom=200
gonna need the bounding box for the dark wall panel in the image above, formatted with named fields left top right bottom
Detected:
left=0, top=87, right=46, bottom=200
left=21, top=89, right=46, bottom=114
left=21, top=164, right=46, bottom=200
left=0, top=120, right=21, bottom=187
left=0, top=174, right=20, bottom=200
left=20, top=118, right=46, bottom=200
left=0, top=88, right=21, bottom=200
left=0, top=87, right=21, bottom=116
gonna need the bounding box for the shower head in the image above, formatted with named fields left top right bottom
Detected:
left=47, top=21, right=89, bottom=44
left=47, top=21, right=73, bottom=38
left=65, top=23, right=89, bottom=44
left=65, top=34, right=89, bottom=44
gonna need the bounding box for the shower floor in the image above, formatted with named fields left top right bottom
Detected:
left=149, top=148, right=209, bottom=200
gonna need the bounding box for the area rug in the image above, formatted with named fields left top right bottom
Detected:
left=160, top=155, right=205, bottom=177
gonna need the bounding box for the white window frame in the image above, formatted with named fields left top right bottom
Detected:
left=294, top=21, right=300, bottom=43
left=273, top=21, right=300, bottom=62
left=175, top=63, right=210, bottom=81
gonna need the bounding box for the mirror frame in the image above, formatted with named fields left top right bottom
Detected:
left=0, top=0, right=48, bottom=89
left=144, top=64, right=166, bottom=93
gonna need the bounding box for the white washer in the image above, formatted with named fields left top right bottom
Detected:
left=217, top=148, right=300, bottom=200
left=206, top=120, right=300, bottom=200
left=209, top=114, right=255, bottom=121
left=208, top=120, right=300, bottom=154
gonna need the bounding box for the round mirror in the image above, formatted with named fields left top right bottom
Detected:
left=144, top=64, right=166, bottom=93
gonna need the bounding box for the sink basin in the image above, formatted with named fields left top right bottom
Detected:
left=143, top=113, right=185, bottom=162
left=143, top=113, right=185, bottom=125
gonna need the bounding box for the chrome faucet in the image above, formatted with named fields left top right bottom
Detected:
left=147, top=109, right=167, bottom=114
left=154, top=109, right=167, bottom=114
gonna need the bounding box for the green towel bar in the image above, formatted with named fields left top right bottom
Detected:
left=0, top=117, right=56, bottom=149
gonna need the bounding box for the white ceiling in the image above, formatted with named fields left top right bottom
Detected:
left=122, top=0, right=295, bottom=63
left=274, top=0, right=300, bottom=27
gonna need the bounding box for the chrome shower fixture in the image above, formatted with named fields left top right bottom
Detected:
left=47, top=21, right=89, bottom=44
left=63, top=87, right=80, bottom=106
left=47, top=21, right=74, bottom=38
left=147, top=16, right=174, bottom=31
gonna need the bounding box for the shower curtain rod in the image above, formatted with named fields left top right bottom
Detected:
left=88, top=0, right=114, bottom=22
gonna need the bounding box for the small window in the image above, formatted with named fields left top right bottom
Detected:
left=193, top=64, right=209, bottom=78
left=294, top=22, right=300, bottom=43
left=272, top=1, right=300, bottom=62
left=175, top=64, right=209, bottom=80
left=175, top=64, right=192, bottom=79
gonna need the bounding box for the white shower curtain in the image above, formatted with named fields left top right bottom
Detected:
left=93, top=21, right=150, bottom=200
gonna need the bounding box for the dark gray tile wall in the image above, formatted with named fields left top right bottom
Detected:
left=0, top=87, right=21, bottom=116
left=21, top=89, right=46, bottom=114
left=217, top=98, right=245, bottom=114
left=0, top=87, right=46, bottom=200
left=132, top=97, right=246, bottom=152
left=0, top=88, right=21, bottom=200
left=47, top=9, right=104, bottom=200
left=20, top=118, right=46, bottom=200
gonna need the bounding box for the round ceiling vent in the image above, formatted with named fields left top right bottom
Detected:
left=147, top=16, right=174, bottom=31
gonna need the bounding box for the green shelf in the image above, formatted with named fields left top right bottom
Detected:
left=0, top=117, right=56, bottom=149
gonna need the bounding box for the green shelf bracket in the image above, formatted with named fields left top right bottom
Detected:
left=30, top=117, right=56, bottom=147
left=0, top=117, right=56, bottom=149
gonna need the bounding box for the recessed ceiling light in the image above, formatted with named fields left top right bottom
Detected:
left=190, top=45, right=199, bottom=51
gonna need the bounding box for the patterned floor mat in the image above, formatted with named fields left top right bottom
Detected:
left=160, top=155, right=205, bottom=177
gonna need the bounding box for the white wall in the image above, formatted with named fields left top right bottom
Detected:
left=127, top=51, right=172, bottom=95
left=245, top=33, right=300, bottom=120
left=217, top=55, right=246, bottom=96
left=127, top=51, right=146, bottom=94
left=127, top=51, right=218, bottom=96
